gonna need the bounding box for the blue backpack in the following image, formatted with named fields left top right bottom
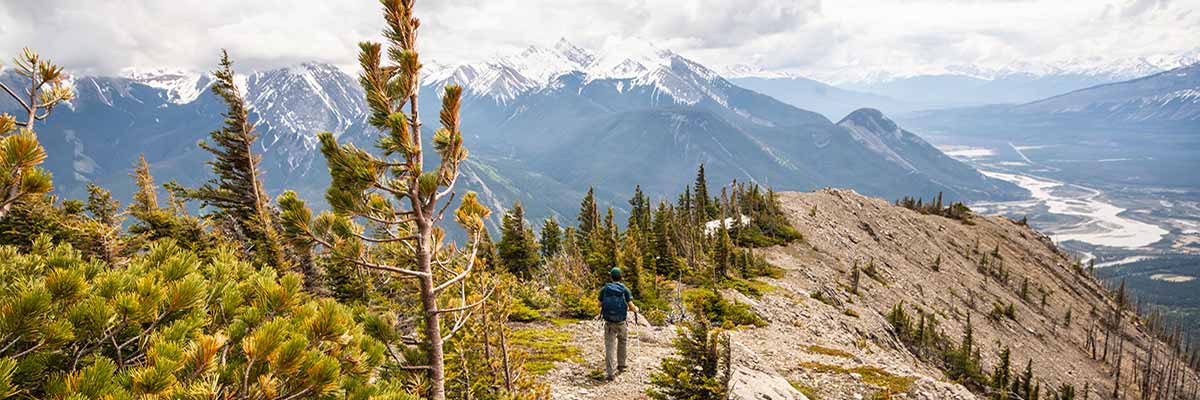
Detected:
left=600, top=282, right=629, bottom=323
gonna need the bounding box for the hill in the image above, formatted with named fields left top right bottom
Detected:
left=541, top=189, right=1200, bottom=399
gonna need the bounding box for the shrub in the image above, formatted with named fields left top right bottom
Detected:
left=648, top=318, right=731, bottom=400
left=555, top=283, right=599, bottom=319
left=684, top=288, right=765, bottom=328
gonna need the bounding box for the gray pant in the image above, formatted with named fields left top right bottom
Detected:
left=604, top=320, right=628, bottom=378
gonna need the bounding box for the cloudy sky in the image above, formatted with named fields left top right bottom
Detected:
left=0, top=0, right=1195, bottom=78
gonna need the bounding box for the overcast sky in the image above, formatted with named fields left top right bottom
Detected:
left=0, top=0, right=1195, bottom=77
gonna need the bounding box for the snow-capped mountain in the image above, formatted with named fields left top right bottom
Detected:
left=424, top=38, right=733, bottom=107
left=121, top=68, right=212, bottom=104
left=1013, top=62, right=1200, bottom=122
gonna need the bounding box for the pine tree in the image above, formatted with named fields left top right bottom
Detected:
left=0, top=48, right=73, bottom=218
left=498, top=201, right=540, bottom=277
left=622, top=224, right=645, bottom=299
left=628, top=184, right=651, bottom=230
left=694, top=164, right=712, bottom=220
left=653, top=202, right=678, bottom=278
left=84, top=183, right=126, bottom=263
left=577, top=186, right=599, bottom=242
left=992, top=346, right=1012, bottom=399
left=130, top=156, right=159, bottom=217
left=713, top=224, right=734, bottom=281
left=648, top=317, right=732, bottom=400
left=277, top=1, right=494, bottom=398
left=181, top=51, right=287, bottom=270
left=127, top=156, right=209, bottom=251
left=1116, top=278, right=1128, bottom=311
left=540, top=217, right=561, bottom=258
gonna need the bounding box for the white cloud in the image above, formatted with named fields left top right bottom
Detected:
left=0, top=0, right=1195, bottom=79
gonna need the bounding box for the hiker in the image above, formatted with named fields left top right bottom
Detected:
left=599, top=267, right=638, bottom=380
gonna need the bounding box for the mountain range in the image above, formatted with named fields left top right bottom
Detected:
left=726, top=48, right=1200, bottom=113
left=3, top=38, right=1024, bottom=228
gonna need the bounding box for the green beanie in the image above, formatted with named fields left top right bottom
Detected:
left=610, top=267, right=622, bottom=280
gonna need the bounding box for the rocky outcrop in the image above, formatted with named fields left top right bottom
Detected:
left=728, top=343, right=809, bottom=400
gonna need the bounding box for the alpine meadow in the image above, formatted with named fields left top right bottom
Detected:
left=0, top=0, right=1198, bottom=399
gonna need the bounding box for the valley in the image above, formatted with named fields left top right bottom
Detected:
left=899, top=120, right=1200, bottom=334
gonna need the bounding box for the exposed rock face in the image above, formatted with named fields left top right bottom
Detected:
left=728, top=343, right=809, bottom=400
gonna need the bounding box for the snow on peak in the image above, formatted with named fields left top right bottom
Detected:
left=584, top=37, right=676, bottom=80
left=121, top=67, right=209, bottom=104
left=423, top=37, right=730, bottom=106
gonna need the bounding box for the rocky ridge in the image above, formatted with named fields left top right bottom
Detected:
left=543, top=189, right=1198, bottom=399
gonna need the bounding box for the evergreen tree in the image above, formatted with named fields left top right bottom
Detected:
left=83, top=184, right=127, bottom=263
left=498, top=201, right=540, bottom=277
left=628, top=184, right=651, bottom=230
left=127, top=156, right=209, bottom=251
left=713, top=225, right=734, bottom=280
left=1115, top=278, right=1128, bottom=311
left=0, top=48, right=73, bottom=218
left=181, top=51, right=287, bottom=269
left=991, top=346, right=1012, bottom=399
left=693, top=164, right=713, bottom=220
left=277, top=1, right=494, bottom=398
left=648, top=317, right=732, bottom=400
left=577, top=186, right=599, bottom=242
left=653, top=202, right=678, bottom=278
left=621, top=224, right=645, bottom=299
left=540, top=217, right=561, bottom=258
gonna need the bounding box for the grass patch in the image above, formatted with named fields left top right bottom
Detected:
left=803, top=345, right=853, bottom=359
left=843, top=308, right=860, bottom=318
left=798, top=362, right=915, bottom=398
left=723, top=277, right=777, bottom=299
left=789, top=381, right=821, bottom=400
left=510, top=327, right=581, bottom=375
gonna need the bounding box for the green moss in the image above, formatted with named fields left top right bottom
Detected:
left=789, top=381, right=821, bottom=400
left=798, top=362, right=915, bottom=398
left=510, top=328, right=581, bottom=376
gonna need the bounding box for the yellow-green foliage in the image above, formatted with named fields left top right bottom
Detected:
left=803, top=345, right=853, bottom=359
left=0, top=236, right=406, bottom=399
left=509, top=328, right=580, bottom=376
left=683, top=288, right=765, bottom=328
left=555, top=283, right=599, bottom=319
left=789, top=381, right=822, bottom=400
left=798, top=362, right=915, bottom=398
left=723, top=277, right=776, bottom=299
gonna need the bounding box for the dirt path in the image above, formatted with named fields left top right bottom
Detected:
left=544, top=318, right=678, bottom=400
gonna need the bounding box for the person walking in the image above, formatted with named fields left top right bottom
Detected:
left=599, top=267, right=638, bottom=381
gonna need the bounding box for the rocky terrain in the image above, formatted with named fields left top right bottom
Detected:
left=544, top=189, right=1200, bottom=399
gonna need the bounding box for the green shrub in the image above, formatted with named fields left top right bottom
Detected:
left=555, top=283, right=599, bottom=319
left=683, top=288, right=765, bottom=328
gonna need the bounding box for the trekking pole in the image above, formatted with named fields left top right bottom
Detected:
left=630, top=311, right=642, bottom=370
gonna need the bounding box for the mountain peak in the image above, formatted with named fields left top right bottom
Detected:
left=120, top=67, right=209, bottom=104
left=837, top=108, right=898, bottom=132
